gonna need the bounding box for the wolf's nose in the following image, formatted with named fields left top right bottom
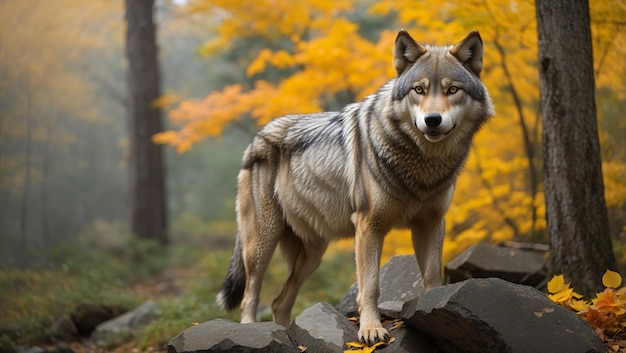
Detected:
left=424, top=113, right=442, bottom=127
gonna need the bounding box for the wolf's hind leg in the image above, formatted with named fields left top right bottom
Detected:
left=238, top=165, right=285, bottom=324
left=240, top=218, right=284, bottom=323
left=271, top=232, right=328, bottom=327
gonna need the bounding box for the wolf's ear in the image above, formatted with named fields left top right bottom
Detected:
left=394, top=30, right=427, bottom=77
left=450, top=30, right=484, bottom=77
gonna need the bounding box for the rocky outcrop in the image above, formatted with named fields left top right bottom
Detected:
left=48, top=303, right=127, bottom=342
left=444, top=243, right=547, bottom=287
left=287, top=303, right=358, bottom=352
left=90, top=300, right=162, bottom=347
left=336, top=254, right=424, bottom=317
left=68, top=303, right=125, bottom=337
left=167, top=319, right=298, bottom=353
left=168, top=251, right=603, bottom=353
left=48, top=301, right=161, bottom=348
left=401, top=278, right=605, bottom=353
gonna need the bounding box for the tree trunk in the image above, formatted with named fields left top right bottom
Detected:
left=536, top=0, right=616, bottom=293
left=125, top=0, right=167, bottom=244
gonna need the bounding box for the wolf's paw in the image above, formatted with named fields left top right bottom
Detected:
left=358, top=326, right=390, bottom=346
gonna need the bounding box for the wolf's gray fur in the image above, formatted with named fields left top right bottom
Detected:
left=218, top=29, right=494, bottom=345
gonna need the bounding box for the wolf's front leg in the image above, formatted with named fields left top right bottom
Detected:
left=354, top=215, right=388, bottom=345
left=411, top=217, right=445, bottom=290
left=411, top=187, right=451, bottom=290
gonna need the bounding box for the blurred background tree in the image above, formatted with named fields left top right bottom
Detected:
left=125, top=0, right=168, bottom=245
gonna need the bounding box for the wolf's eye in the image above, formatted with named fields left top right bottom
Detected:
left=414, top=86, right=424, bottom=95
left=447, top=86, right=459, bottom=94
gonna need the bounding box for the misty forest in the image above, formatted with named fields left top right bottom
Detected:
left=1, top=0, right=626, bottom=352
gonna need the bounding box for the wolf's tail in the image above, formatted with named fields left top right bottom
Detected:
left=216, top=235, right=246, bottom=311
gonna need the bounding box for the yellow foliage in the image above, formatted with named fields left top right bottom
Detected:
left=344, top=337, right=394, bottom=353
left=547, top=270, right=626, bottom=341
left=151, top=93, right=180, bottom=109
left=603, top=162, right=626, bottom=208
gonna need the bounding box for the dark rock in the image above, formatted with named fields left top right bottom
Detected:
left=383, top=325, right=438, bottom=353
left=401, top=278, right=605, bottom=353
left=444, top=243, right=547, bottom=286
left=18, top=347, right=44, bottom=353
left=336, top=255, right=424, bottom=317
left=91, top=300, right=162, bottom=347
left=378, top=301, right=404, bottom=319
left=45, top=346, right=75, bottom=353
left=0, top=325, right=21, bottom=340
left=167, top=319, right=298, bottom=353
left=49, top=314, right=79, bottom=342
left=288, top=302, right=358, bottom=353
left=17, top=346, right=75, bottom=353
left=69, top=303, right=125, bottom=336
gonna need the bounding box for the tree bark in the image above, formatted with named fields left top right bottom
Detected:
left=125, top=0, right=167, bottom=244
left=536, top=0, right=616, bottom=293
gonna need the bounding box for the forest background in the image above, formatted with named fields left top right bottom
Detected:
left=1, top=0, right=626, bottom=349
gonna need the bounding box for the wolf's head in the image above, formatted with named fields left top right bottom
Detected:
left=392, top=30, right=495, bottom=143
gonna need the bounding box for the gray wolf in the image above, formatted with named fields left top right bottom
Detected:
left=217, top=30, right=494, bottom=345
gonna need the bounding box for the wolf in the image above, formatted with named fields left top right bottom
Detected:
left=217, top=30, right=494, bottom=345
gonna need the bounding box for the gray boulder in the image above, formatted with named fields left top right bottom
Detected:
left=401, top=278, right=605, bottom=353
left=69, top=303, right=125, bottom=336
left=49, top=314, right=79, bottom=342
left=336, top=254, right=424, bottom=317
left=288, top=302, right=358, bottom=353
left=167, top=319, right=299, bottom=353
left=444, top=243, right=547, bottom=286
left=90, top=300, right=162, bottom=347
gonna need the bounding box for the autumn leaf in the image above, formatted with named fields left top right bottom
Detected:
left=592, top=288, right=626, bottom=316
left=569, top=298, right=591, bottom=312
left=546, top=274, right=583, bottom=304
left=603, top=269, right=623, bottom=289
left=547, top=274, right=565, bottom=294
left=344, top=337, right=395, bottom=353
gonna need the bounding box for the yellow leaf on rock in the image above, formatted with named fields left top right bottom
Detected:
left=603, top=269, right=623, bottom=289
left=345, top=342, right=363, bottom=349
left=344, top=337, right=395, bottom=353
left=547, top=274, right=565, bottom=294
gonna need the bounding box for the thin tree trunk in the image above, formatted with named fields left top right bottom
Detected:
left=536, top=0, right=616, bottom=294
left=125, top=0, right=167, bottom=244
left=493, top=37, right=539, bottom=239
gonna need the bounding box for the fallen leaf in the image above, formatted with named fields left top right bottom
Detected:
left=344, top=337, right=395, bottom=353
left=547, top=274, right=565, bottom=294
left=387, top=319, right=404, bottom=331
left=603, top=270, right=623, bottom=289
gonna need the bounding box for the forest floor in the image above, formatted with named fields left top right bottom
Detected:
left=41, top=267, right=189, bottom=353
left=1, top=235, right=355, bottom=353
